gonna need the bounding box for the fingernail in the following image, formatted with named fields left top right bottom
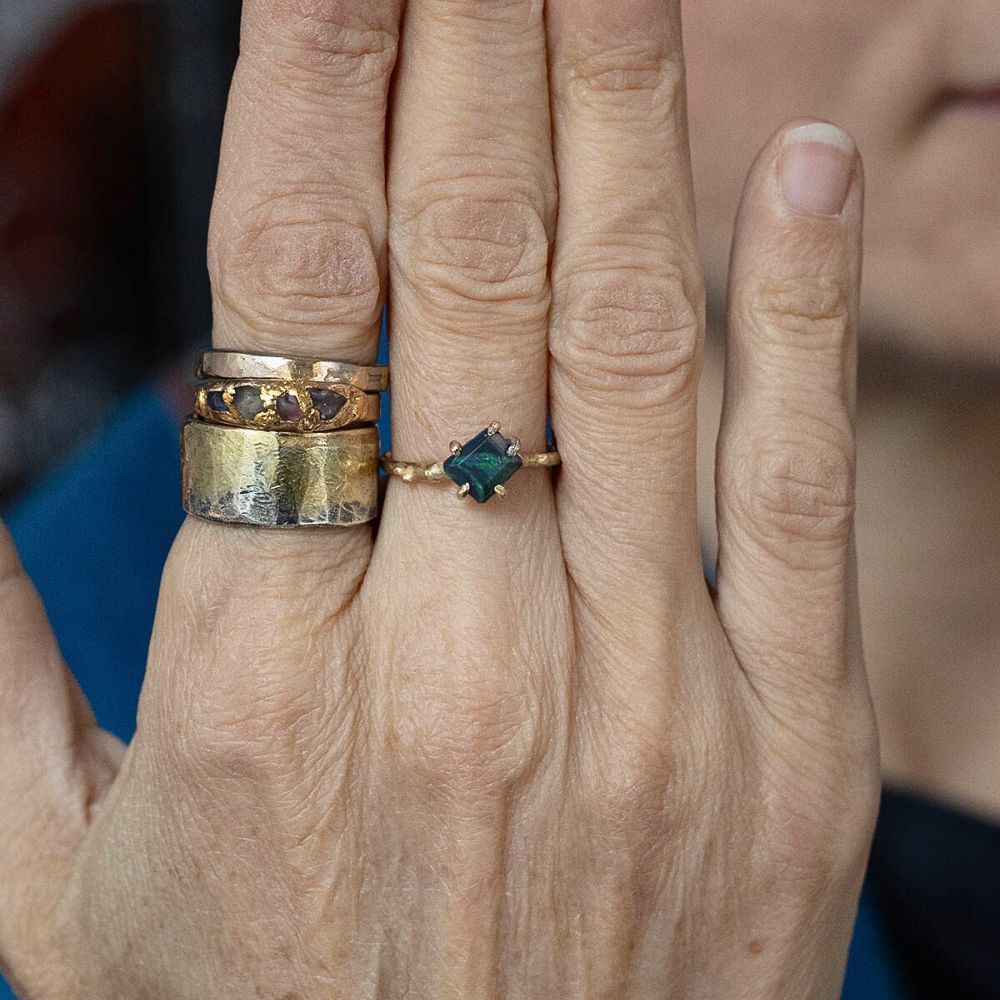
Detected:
left=779, top=123, right=856, bottom=217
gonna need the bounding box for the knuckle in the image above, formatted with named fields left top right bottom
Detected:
left=428, top=0, right=537, bottom=24
left=391, top=189, right=550, bottom=321
left=764, top=722, right=880, bottom=887
left=182, top=678, right=315, bottom=769
left=210, top=194, right=382, bottom=340
left=761, top=797, right=876, bottom=909
left=176, top=715, right=282, bottom=788
left=246, top=1, right=397, bottom=86
left=575, top=725, right=702, bottom=905
left=559, top=41, right=684, bottom=117
left=552, top=269, right=703, bottom=400
left=176, top=675, right=352, bottom=797
left=582, top=695, right=693, bottom=838
left=742, top=434, right=856, bottom=560
left=388, top=674, right=548, bottom=806
left=745, top=274, right=851, bottom=348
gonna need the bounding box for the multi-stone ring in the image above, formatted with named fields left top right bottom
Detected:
left=195, top=379, right=380, bottom=433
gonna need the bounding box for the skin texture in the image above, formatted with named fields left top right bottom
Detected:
left=0, top=1, right=879, bottom=997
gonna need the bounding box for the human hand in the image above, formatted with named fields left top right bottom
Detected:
left=0, top=1, right=877, bottom=996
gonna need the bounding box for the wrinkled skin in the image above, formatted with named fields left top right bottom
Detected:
left=0, top=1, right=878, bottom=997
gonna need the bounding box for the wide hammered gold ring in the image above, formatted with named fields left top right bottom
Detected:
left=381, top=422, right=560, bottom=504
left=182, top=420, right=380, bottom=527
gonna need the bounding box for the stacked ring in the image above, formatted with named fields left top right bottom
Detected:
left=182, top=422, right=380, bottom=528
left=195, top=380, right=380, bottom=433
left=183, top=350, right=386, bottom=528
left=199, top=351, right=389, bottom=393
left=183, top=355, right=563, bottom=521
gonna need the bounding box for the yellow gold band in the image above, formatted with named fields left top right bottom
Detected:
left=182, top=420, right=379, bottom=527
left=381, top=451, right=560, bottom=482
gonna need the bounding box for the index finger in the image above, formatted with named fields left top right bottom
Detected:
left=159, top=1, right=405, bottom=697
left=209, top=0, right=403, bottom=362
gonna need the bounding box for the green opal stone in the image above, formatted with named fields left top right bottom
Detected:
left=443, top=428, right=524, bottom=503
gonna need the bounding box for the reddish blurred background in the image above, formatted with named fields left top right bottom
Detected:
left=0, top=0, right=238, bottom=502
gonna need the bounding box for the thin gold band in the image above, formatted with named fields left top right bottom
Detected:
left=381, top=422, right=558, bottom=503
left=381, top=451, right=560, bottom=483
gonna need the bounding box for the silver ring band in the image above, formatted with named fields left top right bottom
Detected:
left=199, top=351, right=389, bottom=393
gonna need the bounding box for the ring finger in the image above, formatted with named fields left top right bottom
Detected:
left=380, top=0, right=556, bottom=536
left=546, top=0, right=709, bottom=706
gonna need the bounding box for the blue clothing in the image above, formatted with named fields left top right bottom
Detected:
left=848, top=888, right=907, bottom=998
left=9, top=390, right=184, bottom=743
left=1, top=389, right=904, bottom=999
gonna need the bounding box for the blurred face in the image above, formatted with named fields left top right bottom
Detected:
left=684, top=0, right=1000, bottom=365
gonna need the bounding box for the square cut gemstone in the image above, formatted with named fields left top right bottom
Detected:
left=443, top=427, right=523, bottom=503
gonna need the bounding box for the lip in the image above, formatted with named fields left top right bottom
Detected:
left=935, top=84, right=1000, bottom=113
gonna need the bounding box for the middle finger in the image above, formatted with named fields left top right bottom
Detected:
left=383, top=0, right=556, bottom=521
left=367, top=6, right=563, bottom=987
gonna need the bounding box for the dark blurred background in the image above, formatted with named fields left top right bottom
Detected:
left=0, top=0, right=240, bottom=505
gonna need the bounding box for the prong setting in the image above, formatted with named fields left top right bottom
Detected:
left=442, top=426, right=526, bottom=503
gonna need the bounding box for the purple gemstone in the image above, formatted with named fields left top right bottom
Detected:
left=207, top=390, right=227, bottom=412
left=308, top=388, right=347, bottom=422
left=275, top=392, right=304, bottom=422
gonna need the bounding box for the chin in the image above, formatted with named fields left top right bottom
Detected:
left=862, top=234, right=1000, bottom=371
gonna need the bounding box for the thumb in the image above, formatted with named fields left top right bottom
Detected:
left=0, top=521, right=123, bottom=988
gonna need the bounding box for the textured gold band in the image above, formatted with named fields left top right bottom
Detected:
left=182, top=420, right=380, bottom=527
left=195, top=379, right=380, bottom=433
left=381, top=451, right=560, bottom=482
left=199, top=351, right=389, bottom=393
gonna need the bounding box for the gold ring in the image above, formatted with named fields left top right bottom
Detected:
left=182, top=420, right=379, bottom=527
left=199, top=351, right=389, bottom=393
left=381, top=422, right=560, bottom=503
left=195, top=379, right=380, bottom=432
